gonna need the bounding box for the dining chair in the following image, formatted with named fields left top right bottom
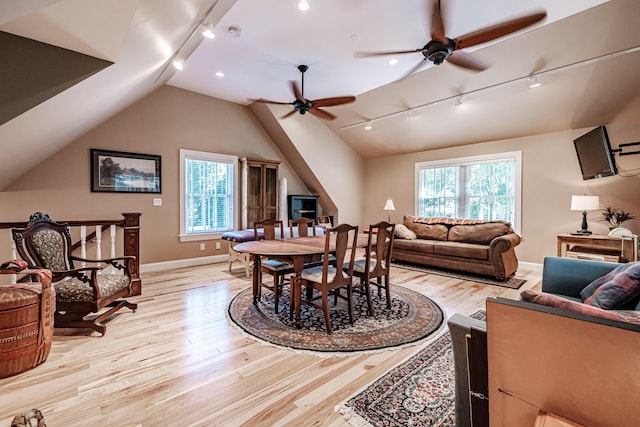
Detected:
left=347, top=221, right=396, bottom=315
left=253, top=219, right=293, bottom=314
left=289, top=217, right=316, bottom=237
left=297, top=223, right=358, bottom=334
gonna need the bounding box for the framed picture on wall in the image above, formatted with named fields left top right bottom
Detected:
left=91, top=149, right=161, bottom=193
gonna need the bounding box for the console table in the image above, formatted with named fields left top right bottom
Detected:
left=556, top=233, right=636, bottom=263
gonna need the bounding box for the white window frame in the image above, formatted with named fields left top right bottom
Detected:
left=414, top=151, right=522, bottom=233
left=179, top=149, right=238, bottom=242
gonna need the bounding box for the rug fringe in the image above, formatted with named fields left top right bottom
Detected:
left=334, top=404, right=374, bottom=427
left=225, top=308, right=449, bottom=358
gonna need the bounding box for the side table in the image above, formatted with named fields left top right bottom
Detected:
left=556, top=233, right=635, bottom=263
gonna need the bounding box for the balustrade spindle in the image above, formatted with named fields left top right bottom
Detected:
left=110, top=225, right=117, bottom=259
left=80, top=226, right=87, bottom=268
left=95, top=225, right=102, bottom=268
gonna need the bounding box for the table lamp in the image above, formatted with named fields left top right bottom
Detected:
left=384, top=198, right=396, bottom=223
left=570, top=195, right=600, bottom=235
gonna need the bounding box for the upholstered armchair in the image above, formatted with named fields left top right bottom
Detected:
left=12, top=212, right=137, bottom=335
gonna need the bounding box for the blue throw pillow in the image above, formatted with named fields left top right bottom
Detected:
left=580, top=262, right=640, bottom=309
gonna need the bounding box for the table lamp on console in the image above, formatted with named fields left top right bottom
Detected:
left=570, top=195, right=600, bottom=235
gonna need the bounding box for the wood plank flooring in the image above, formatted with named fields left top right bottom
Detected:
left=0, top=262, right=541, bottom=426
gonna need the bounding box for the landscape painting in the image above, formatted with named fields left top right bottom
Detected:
left=91, top=149, right=161, bottom=193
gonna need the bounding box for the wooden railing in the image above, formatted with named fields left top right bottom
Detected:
left=0, top=213, right=141, bottom=296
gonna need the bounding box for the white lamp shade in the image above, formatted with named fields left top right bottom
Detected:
left=570, top=195, right=599, bottom=211
left=384, top=198, right=396, bottom=211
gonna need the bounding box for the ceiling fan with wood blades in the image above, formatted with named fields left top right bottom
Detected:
left=355, top=0, right=546, bottom=78
left=251, top=65, right=355, bottom=120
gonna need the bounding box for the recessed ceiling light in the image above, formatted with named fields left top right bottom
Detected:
left=298, top=0, right=310, bottom=11
left=216, top=72, right=224, bottom=77
left=388, top=58, right=399, bottom=65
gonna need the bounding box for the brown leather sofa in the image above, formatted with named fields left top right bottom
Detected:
left=392, top=216, right=521, bottom=280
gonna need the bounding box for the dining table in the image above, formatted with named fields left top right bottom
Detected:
left=233, top=233, right=370, bottom=327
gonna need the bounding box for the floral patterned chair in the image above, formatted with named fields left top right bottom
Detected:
left=11, top=212, right=137, bottom=335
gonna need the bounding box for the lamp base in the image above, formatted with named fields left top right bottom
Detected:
left=571, top=230, right=592, bottom=236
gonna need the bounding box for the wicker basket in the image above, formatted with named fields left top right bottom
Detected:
left=0, top=261, right=54, bottom=378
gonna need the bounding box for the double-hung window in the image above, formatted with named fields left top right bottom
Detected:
left=180, top=149, right=238, bottom=242
left=415, top=151, right=521, bottom=232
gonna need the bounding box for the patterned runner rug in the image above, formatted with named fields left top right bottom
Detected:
left=336, top=311, right=486, bottom=426
left=392, top=260, right=526, bottom=289
left=227, top=284, right=444, bottom=355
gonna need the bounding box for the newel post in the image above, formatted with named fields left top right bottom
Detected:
left=122, top=212, right=141, bottom=296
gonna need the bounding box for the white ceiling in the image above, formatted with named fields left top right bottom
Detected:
left=1, top=0, right=639, bottom=189
left=168, top=0, right=605, bottom=105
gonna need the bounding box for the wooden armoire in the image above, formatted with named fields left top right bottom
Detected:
left=241, top=157, right=280, bottom=229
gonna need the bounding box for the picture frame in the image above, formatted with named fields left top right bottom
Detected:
left=91, top=149, right=161, bottom=193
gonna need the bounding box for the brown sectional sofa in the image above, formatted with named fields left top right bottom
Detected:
left=392, top=216, right=521, bottom=280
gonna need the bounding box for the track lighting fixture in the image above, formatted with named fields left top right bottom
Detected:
left=202, top=22, right=215, bottom=39
left=364, top=121, right=373, bottom=130
left=528, top=76, right=541, bottom=88
left=454, top=96, right=463, bottom=107
left=172, top=58, right=184, bottom=70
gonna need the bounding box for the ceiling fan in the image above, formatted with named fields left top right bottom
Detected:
left=252, top=65, right=355, bottom=120
left=356, top=0, right=546, bottom=77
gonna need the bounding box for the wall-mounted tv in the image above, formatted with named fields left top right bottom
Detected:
left=573, top=126, right=617, bottom=180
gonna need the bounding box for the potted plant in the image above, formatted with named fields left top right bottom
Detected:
left=601, top=206, right=635, bottom=229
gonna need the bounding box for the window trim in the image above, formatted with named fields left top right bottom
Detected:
left=414, top=151, right=522, bottom=233
left=179, top=149, right=238, bottom=242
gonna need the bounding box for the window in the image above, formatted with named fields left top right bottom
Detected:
left=180, top=149, right=238, bottom=242
left=415, top=151, right=521, bottom=232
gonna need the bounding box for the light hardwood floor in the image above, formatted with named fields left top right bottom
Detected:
left=0, top=262, right=541, bottom=426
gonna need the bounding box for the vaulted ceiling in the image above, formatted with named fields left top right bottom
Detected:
left=2, top=0, right=639, bottom=190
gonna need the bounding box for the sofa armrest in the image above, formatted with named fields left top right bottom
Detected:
left=541, top=256, right=618, bottom=298
left=447, top=314, right=487, bottom=427
left=488, top=233, right=521, bottom=254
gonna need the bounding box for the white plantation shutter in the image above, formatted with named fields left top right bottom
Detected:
left=180, top=150, right=238, bottom=241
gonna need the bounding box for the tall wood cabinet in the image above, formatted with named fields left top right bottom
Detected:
left=241, top=157, right=280, bottom=229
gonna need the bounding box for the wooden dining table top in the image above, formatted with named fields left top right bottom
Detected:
left=233, top=233, right=371, bottom=257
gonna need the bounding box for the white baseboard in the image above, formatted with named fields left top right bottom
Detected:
left=141, top=254, right=228, bottom=273
left=519, top=261, right=543, bottom=272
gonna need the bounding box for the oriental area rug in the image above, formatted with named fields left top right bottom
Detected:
left=227, top=284, right=444, bottom=355
left=336, top=310, right=487, bottom=427
left=392, top=260, right=526, bottom=289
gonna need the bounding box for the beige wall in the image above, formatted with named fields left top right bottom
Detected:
left=363, top=124, right=640, bottom=264
left=0, top=86, right=310, bottom=264
left=2, top=84, right=638, bottom=267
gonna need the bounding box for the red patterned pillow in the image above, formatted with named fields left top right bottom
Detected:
left=520, top=290, right=640, bottom=324
left=580, top=262, right=640, bottom=309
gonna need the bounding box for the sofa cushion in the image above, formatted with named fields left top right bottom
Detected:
left=393, top=238, right=435, bottom=254
left=520, top=290, right=640, bottom=325
left=394, top=224, right=417, bottom=240
left=448, top=222, right=513, bottom=245
left=403, top=216, right=448, bottom=241
left=432, top=241, right=489, bottom=260
left=580, top=261, right=640, bottom=309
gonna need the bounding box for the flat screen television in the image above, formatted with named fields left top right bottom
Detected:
left=573, top=126, right=617, bottom=180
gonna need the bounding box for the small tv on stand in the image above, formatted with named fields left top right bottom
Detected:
left=573, top=125, right=617, bottom=180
